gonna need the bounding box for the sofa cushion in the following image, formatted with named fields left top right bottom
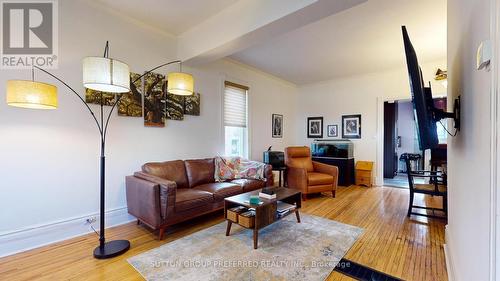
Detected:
left=185, top=158, right=215, bottom=188
left=142, top=160, right=189, bottom=188
left=308, top=172, right=334, bottom=186
left=175, top=189, right=214, bottom=212
left=231, top=179, right=265, bottom=192
left=194, top=182, right=242, bottom=200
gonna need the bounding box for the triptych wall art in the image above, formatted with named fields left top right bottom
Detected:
left=85, top=88, right=116, bottom=106
left=118, top=72, right=143, bottom=117
left=184, top=93, right=201, bottom=116
left=84, top=72, right=201, bottom=127
left=166, top=90, right=185, bottom=121
left=144, top=72, right=166, bottom=127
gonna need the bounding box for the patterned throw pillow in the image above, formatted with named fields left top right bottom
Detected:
left=214, top=156, right=266, bottom=182
left=237, top=159, right=266, bottom=180
left=214, top=156, right=241, bottom=182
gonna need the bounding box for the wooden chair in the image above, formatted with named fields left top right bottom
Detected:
left=405, top=158, right=447, bottom=219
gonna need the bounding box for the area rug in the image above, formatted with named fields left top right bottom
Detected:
left=128, top=214, right=363, bottom=281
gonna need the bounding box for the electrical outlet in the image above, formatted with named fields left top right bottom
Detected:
left=86, top=217, right=96, bottom=224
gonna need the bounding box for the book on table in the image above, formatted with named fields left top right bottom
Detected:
left=276, top=201, right=296, bottom=218
left=259, top=192, right=277, bottom=199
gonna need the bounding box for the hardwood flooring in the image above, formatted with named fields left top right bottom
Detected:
left=0, top=185, right=447, bottom=281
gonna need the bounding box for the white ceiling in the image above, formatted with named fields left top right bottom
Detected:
left=230, top=0, right=447, bottom=84
left=94, top=0, right=239, bottom=35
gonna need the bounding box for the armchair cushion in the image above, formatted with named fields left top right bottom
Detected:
left=194, top=182, right=242, bottom=200
left=285, top=146, right=314, bottom=172
left=313, top=161, right=338, bottom=176
left=308, top=172, right=334, bottom=185
left=175, top=189, right=214, bottom=212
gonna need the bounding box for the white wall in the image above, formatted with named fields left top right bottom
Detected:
left=195, top=59, right=298, bottom=161
left=295, top=59, right=446, bottom=181
left=446, top=0, right=492, bottom=280
left=0, top=0, right=298, bottom=257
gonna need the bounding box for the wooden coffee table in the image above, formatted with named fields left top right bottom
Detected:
left=224, top=187, right=301, bottom=249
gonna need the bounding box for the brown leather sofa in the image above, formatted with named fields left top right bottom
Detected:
left=285, top=146, right=338, bottom=199
left=126, top=158, right=273, bottom=239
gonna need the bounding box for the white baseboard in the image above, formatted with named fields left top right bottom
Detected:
left=444, top=225, right=456, bottom=281
left=0, top=207, right=136, bottom=258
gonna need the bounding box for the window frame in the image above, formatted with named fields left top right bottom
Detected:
left=222, top=79, right=250, bottom=159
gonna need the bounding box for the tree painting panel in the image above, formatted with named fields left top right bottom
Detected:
left=164, top=80, right=184, bottom=120
left=166, top=96, right=184, bottom=121
left=143, top=72, right=166, bottom=127
left=118, top=72, right=143, bottom=117
left=184, top=92, right=200, bottom=116
left=85, top=88, right=116, bottom=106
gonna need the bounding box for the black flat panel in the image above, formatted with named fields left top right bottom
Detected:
left=384, top=102, right=398, bottom=178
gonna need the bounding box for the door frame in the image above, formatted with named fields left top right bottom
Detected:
left=375, top=95, right=446, bottom=187
left=490, top=0, right=500, bottom=280
left=376, top=96, right=409, bottom=186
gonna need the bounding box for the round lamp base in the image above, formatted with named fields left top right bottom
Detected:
left=93, top=240, right=130, bottom=259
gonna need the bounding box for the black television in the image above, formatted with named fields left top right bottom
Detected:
left=401, top=26, right=460, bottom=150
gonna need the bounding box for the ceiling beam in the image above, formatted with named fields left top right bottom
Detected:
left=178, top=0, right=367, bottom=65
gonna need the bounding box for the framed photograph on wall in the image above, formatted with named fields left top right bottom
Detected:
left=342, top=114, right=361, bottom=139
left=272, top=114, right=283, bottom=138
left=327, top=124, right=338, bottom=137
left=307, top=117, right=323, bottom=138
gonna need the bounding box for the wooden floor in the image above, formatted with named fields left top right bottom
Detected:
left=0, top=185, right=447, bottom=281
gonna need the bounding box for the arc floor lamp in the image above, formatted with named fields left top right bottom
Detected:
left=5, top=42, right=194, bottom=259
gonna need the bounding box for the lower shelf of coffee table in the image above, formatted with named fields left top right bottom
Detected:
left=229, top=208, right=298, bottom=230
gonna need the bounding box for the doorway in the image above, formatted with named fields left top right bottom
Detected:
left=383, top=100, right=423, bottom=188
left=382, top=98, right=448, bottom=188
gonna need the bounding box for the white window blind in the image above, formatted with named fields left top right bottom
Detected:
left=224, top=82, right=248, bottom=128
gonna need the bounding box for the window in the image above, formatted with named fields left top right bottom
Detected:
left=224, top=81, right=248, bottom=158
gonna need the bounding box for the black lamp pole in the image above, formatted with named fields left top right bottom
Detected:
left=32, top=43, right=183, bottom=259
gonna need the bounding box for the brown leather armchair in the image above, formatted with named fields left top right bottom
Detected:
left=285, top=146, right=338, bottom=199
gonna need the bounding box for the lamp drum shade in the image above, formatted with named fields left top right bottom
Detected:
left=167, top=72, right=194, bottom=96
left=6, top=80, right=58, bottom=109
left=83, top=57, right=130, bottom=93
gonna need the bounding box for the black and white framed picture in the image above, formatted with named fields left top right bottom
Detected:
left=327, top=124, right=338, bottom=137
left=307, top=117, right=323, bottom=138
left=272, top=114, right=283, bottom=138
left=342, top=114, right=361, bottom=139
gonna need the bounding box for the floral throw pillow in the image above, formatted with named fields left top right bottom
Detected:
left=237, top=159, right=266, bottom=180
left=214, top=156, right=241, bottom=182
